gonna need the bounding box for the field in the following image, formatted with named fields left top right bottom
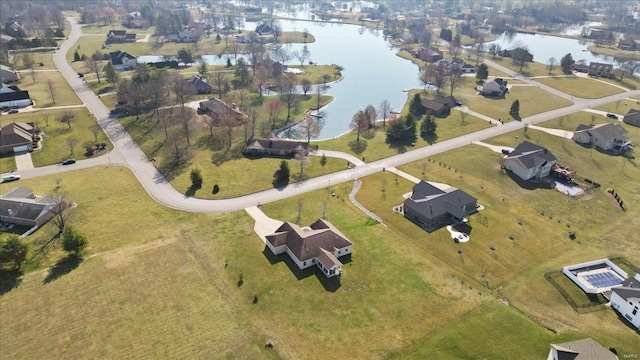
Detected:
left=535, top=76, right=625, bottom=98
left=11, top=71, right=83, bottom=108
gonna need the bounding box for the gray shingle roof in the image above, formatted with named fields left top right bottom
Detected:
left=550, top=337, right=618, bottom=360
left=404, top=181, right=477, bottom=221
left=506, top=141, right=557, bottom=170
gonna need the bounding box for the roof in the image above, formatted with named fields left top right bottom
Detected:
left=0, top=90, right=30, bottom=103
left=199, top=98, right=245, bottom=118
left=0, top=186, right=58, bottom=222
left=0, top=122, right=34, bottom=148
left=612, top=276, right=640, bottom=301
left=256, top=23, right=273, bottom=34
left=421, top=96, right=456, bottom=112
left=187, top=75, right=212, bottom=90
left=0, top=64, right=15, bottom=72
left=109, top=50, right=136, bottom=65
left=265, top=219, right=352, bottom=263
left=505, top=141, right=556, bottom=170
left=245, top=139, right=307, bottom=151
left=584, top=123, right=628, bottom=142
left=404, top=181, right=477, bottom=220
left=550, top=337, right=618, bottom=360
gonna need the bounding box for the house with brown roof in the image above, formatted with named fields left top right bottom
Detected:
left=403, top=181, right=478, bottom=232
left=503, top=141, right=557, bottom=181
left=198, top=98, right=247, bottom=125
left=187, top=75, right=213, bottom=94
left=415, top=47, right=443, bottom=62
left=623, top=108, right=640, bottom=127
left=0, top=186, right=65, bottom=229
left=243, top=139, right=308, bottom=158
left=499, top=47, right=533, bottom=62
left=421, top=96, right=457, bottom=117
left=0, top=122, right=35, bottom=154
left=588, top=62, right=614, bottom=78
left=618, top=37, right=637, bottom=51
left=609, top=270, right=640, bottom=330
left=572, top=123, right=632, bottom=152
left=547, top=338, right=618, bottom=360
left=265, top=219, right=353, bottom=277
left=106, top=30, right=137, bottom=43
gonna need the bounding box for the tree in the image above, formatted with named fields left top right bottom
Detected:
left=234, top=58, right=251, bottom=86
left=49, top=187, right=70, bottom=234
left=212, top=71, right=230, bottom=99
left=510, top=99, right=520, bottom=119
left=488, top=43, right=501, bottom=59
left=350, top=110, right=369, bottom=145
left=197, top=60, right=208, bottom=78
left=510, top=42, right=530, bottom=72
left=190, top=168, right=203, bottom=188
left=386, top=117, right=406, bottom=142
left=378, top=99, right=391, bottom=128
left=547, top=57, right=557, bottom=74
left=272, top=21, right=283, bottom=41
left=297, top=116, right=321, bottom=144
left=272, top=46, right=291, bottom=66
left=420, top=113, right=437, bottom=140
left=447, top=68, right=464, bottom=96
left=560, top=53, right=574, bottom=74
left=301, top=79, right=312, bottom=95
left=177, top=48, right=195, bottom=65
left=59, top=111, right=76, bottom=129
left=0, top=235, right=29, bottom=270
left=61, top=226, right=88, bottom=256
left=104, top=62, right=119, bottom=84
left=84, top=57, right=104, bottom=83
left=292, top=45, right=311, bottom=66
left=409, top=93, right=425, bottom=117
left=419, top=68, right=431, bottom=91
left=74, top=49, right=81, bottom=62
left=265, top=98, right=283, bottom=129
left=21, top=53, right=34, bottom=70
left=476, top=64, right=489, bottom=81
left=364, top=104, right=378, bottom=128
left=66, top=137, right=78, bottom=155
left=314, top=83, right=324, bottom=109
left=294, top=146, right=310, bottom=181
left=277, top=75, right=299, bottom=123
left=273, top=160, right=290, bottom=187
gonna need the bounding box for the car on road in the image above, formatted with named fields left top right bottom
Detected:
left=501, top=149, right=511, bottom=155
left=606, top=113, right=618, bottom=120
left=454, top=101, right=463, bottom=107
left=77, top=72, right=84, bottom=78
left=8, top=109, right=18, bottom=114
left=1, top=174, right=21, bottom=183
left=61, top=159, right=76, bottom=165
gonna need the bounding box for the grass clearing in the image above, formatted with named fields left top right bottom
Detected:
left=595, top=98, right=640, bottom=116
left=535, top=76, right=625, bottom=98
left=12, top=72, right=82, bottom=108
left=10, top=50, right=58, bottom=71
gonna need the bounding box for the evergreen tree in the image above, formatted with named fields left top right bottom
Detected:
left=386, top=117, right=406, bottom=142
left=408, top=93, right=425, bottom=117
left=190, top=168, right=203, bottom=188
left=420, top=113, right=437, bottom=140
left=560, top=53, right=574, bottom=74
left=476, top=63, right=489, bottom=81
left=0, top=235, right=29, bottom=270
left=104, top=62, right=119, bottom=84
left=273, top=160, right=290, bottom=187
left=74, top=50, right=81, bottom=62
left=510, top=99, right=520, bottom=119
left=62, top=226, right=88, bottom=256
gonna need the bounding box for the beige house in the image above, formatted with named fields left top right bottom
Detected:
left=572, top=123, right=631, bottom=152
left=503, top=141, right=557, bottom=181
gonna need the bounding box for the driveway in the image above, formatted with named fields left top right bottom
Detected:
left=14, top=151, right=34, bottom=171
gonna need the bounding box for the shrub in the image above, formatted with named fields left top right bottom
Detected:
left=190, top=168, right=203, bottom=188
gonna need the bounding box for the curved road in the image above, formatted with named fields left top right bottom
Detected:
left=7, top=18, right=640, bottom=213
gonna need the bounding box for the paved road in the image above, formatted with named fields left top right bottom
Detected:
left=6, top=18, right=640, bottom=213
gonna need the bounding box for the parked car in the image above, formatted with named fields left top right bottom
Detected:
left=501, top=149, right=511, bottom=155
left=77, top=72, right=84, bottom=78
left=606, top=113, right=618, bottom=120
left=1, top=174, right=21, bottom=183
left=61, top=159, right=76, bottom=165
left=8, top=109, right=18, bottom=114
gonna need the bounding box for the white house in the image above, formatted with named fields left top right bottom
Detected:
left=265, top=219, right=352, bottom=278
left=0, top=84, right=32, bottom=109
left=478, top=78, right=508, bottom=96
left=503, top=141, right=557, bottom=181
left=609, top=270, right=640, bottom=330
left=109, top=50, right=137, bottom=71
left=547, top=338, right=618, bottom=360
left=572, top=123, right=632, bottom=152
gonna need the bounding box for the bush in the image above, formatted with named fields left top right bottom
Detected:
left=212, top=184, right=220, bottom=194
left=190, top=168, right=203, bottom=188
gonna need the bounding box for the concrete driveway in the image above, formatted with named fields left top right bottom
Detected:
left=14, top=151, right=34, bottom=170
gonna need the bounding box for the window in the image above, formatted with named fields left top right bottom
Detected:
left=303, top=261, right=306, bottom=266
left=633, top=307, right=638, bottom=316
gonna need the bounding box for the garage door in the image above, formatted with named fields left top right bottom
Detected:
left=13, top=145, right=29, bottom=153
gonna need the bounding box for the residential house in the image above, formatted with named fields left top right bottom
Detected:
left=0, top=64, right=19, bottom=83
left=421, top=96, right=457, bottom=117
left=478, top=78, right=508, bottom=96
left=572, top=123, right=632, bottom=152
left=437, top=58, right=475, bottom=74
left=0, top=122, right=35, bottom=154
left=588, top=62, right=614, bottom=78
left=164, top=30, right=202, bottom=43
left=0, top=84, right=32, bottom=109
left=403, top=181, right=478, bottom=232
left=547, top=338, right=618, bottom=360
left=623, top=108, right=640, bottom=127
left=318, top=2, right=336, bottom=11
left=255, top=23, right=274, bottom=36
left=504, top=141, right=557, bottom=181
left=0, top=34, right=15, bottom=47
left=122, top=11, right=149, bottom=29
left=415, top=47, right=443, bottom=62
left=198, top=98, right=247, bottom=125
left=243, top=139, right=308, bottom=158
left=265, top=219, right=352, bottom=277
left=186, top=75, right=213, bottom=94
left=109, top=50, right=137, bottom=71
left=572, top=60, right=590, bottom=73
left=499, top=47, right=534, bottom=62
left=609, top=270, right=640, bottom=330
left=106, top=30, right=137, bottom=43
left=0, top=186, right=64, bottom=229
left=618, top=37, right=637, bottom=51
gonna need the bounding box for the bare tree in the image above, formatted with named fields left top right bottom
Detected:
left=350, top=110, right=369, bottom=145
left=297, top=116, right=321, bottom=145
left=84, top=57, right=104, bottom=83
left=431, top=63, right=447, bottom=96
left=301, top=79, right=312, bottom=95
left=314, top=83, right=324, bottom=109
left=253, top=64, right=270, bottom=97
left=447, top=68, right=464, bottom=96
left=272, top=46, right=291, bottom=66
left=364, top=104, right=377, bottom=128
left=272, top=21, right=283, bottom=41
left=66, top=137, right=78, bottom=155
left=49, top=186, right=70, bottom=235
left=378, top=99, right=391, bottom=128
left=90, top=124, right=102, bottom=142
left=166, top=125, right=190, bottom=166
left=169, top=71, right=194, bottom=110
left=292, top=46, right=310, bottom=66
left=212, top=71, right=230, bottom=99
left=219, top=111, right=237, bottom=148
left=47, top=79, right=56, bottom=104
left=59, top=111, right=76, bottom=129
left=177, top=107, right=194, bottom=145
left=419, top=68, right=432, bottom=91
left=246, top=105, right=260, bottom=139
left=264, top=98, right=283, bottom=129
left=294, top=146, right=310, bottom=181
left=547, top=57, right=557, bottom=74
left=488, top=43, right=501, bottom=59
left=278, top=75, right=299, bottom=123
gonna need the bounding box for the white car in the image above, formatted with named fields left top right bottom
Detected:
left=1, top=174, right=21, bottom=183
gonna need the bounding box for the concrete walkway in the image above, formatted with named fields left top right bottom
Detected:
left=457, top=106, right=503, bottom=125
left=472, top=141, right=514, bottom=154
left=310, top=149, right=364, bottom=166
left=14, top=151, right=34, bottom=170
left=244, top=206, right=283, bottom=245
left=528, top=125, right=573, bottom=139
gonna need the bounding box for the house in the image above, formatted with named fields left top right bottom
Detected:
left=572, top=123, right=632, bottom=152
left=243, top=139, right=308, bottom=158
left=109, top=50, right=137, bottom=71
left=499, top=47, right=534, bottom=62
left=198, top=98, right=247, bottom=125
left=623, top=108, right=640, bottom=127
left=572, top=60, right=590, bottom=73
left=265, top=219, right=352, bottom=277
left=122, top=11, right=149, bottom=28
left=478, top=78, right=508, bottom=96
left=421, top=96, right=457, bottom=116
left=0, top=84, right=32, bottom=109
left=186, top=75, right=213, bottom=94
left=503, top=141, right=557, bottom=181
left=0, top=34, right=15, bottom=47
left=609, top=270, right=640, bottom=330
left=547, top=338, right=618, bottom=360
left=318, top=2, right=336, bottom=11
left=437, top=58, right=475, bottom=74
left=0, top=64, right=19, bottom=83
left=415, top=47, right=443, bottom=62
left=588, top=62, right=614, bottom=78
left=255, top=23, right=274, bottom=36
left=0, top=122, right=35, bottom=154
left=618, top=37, right=637, bottom=51
left=106, top=30, right=137, bottom=43
left=0, top=186, right=64, bottom=229
left=403, top=181, right=478, bottom=232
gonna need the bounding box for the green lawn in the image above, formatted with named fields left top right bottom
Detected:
left=485, top=56, right=565, bottom=77
left=12, top=72, right=82, bottom=108
left=0, top=155, right=16, bottom=172
left=536, top=112, right=617, bottom=132
left=535, top=76, right=625, bottom=98
left=11, top=50, right=58, bottom=71
left=0, top=108, right=110, bottom=166
left=595, top=98, right=640, bottom=116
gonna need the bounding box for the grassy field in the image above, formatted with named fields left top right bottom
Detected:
left=536, top=111, right=618, bottom=131
left=595, top=98, right=640, bottom=116
left=12, top=72, right=83, bottom=108
left=486, top=56, right=566, bottom=77
left=10, top=50, right=59, bottom=71
left=535, top=76, right=625, bottom=98
left=0, top=155, right=16, bottom=172
left=0, top=108, right=110, bottom=166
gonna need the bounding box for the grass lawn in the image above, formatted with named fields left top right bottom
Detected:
left=485, top=56, right=564, bottom=77
left=536, top=111, right=618, bottom=132
left=279, top=31, right=316, bottom=44
left=11, top=50, right=58, bottom=71
left=288, top=65, right=342, bottom=85
left=12, top=72, right=83, bottom=108
left=535, top=76, right=625, bottom=98
left=0, top=108, right=110, bottom=166
left=595, top=98, right=640, bottom=116
left=0, top=155, right=16, bottom=172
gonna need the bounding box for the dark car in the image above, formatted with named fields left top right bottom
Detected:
left=606, top=113, right=618, bottom=120
left=78, top=72, right=84, bottom=78
left=501, top=149, right=511, bottom=155
left=62, top=159, right=76, bottom=165
left=8, top=109, right=18, bottom=114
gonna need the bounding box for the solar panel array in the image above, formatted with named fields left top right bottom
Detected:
left=584, top=272, right=623, bottom=288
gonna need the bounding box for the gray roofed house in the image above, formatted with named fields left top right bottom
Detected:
left=588, top=62, right=614, bottom=78
left=421, top=96, right=457, bottom=117
left=623, top=108, right=640, bottom=127
left=415, top=47, right=443, bottom=62
left=0, top=64, right=19, bottom=83
left=403, top=181, right=478, bottom=232
left=547, top=338, right=618, bottom=360
left=198, top=98, right=247, bottom=125
left=0, top=122, right=35, bottom=154
left=255, top=23, right=274, bottom=35
left=478, top=78, right=508, bottom=96
left=243, top=139, right=308, bottom=158
left=609, top=271, right=640, bottom=330
left=572, top=123, right=631, bottom=152
left=106, top=29, right=137, bottom=43
left=265, top=219, right=353, bottom=277
left=0, top=186, right=65, bottom=229
left=186, top=75, right=213, bottom=94
left=109, top=50, right=137, bottom=71
left=503, top=141, right=557, bottom=181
